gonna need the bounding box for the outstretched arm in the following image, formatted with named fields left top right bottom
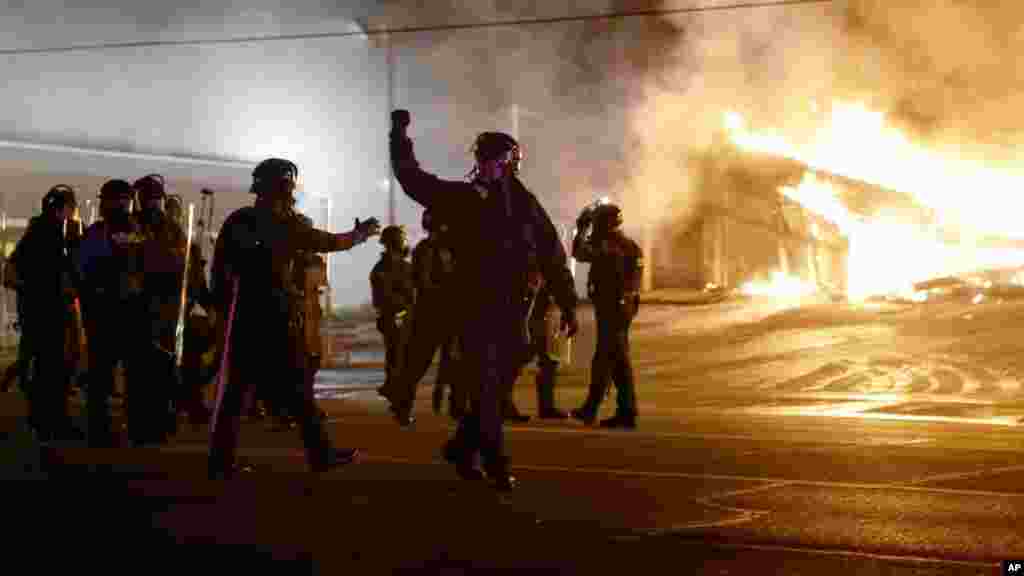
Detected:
left=290, top=216, right=381, bottom=254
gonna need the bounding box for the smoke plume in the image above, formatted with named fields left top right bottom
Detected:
left=835, top=1, right=1024, bottom=166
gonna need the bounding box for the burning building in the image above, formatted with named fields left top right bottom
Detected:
left=650, top=110, right=1024, bottom=301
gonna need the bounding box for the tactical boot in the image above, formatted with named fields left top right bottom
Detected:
left=442, top=441, right=484, bottom=481
left=482, top=455, right=517, bottom=491
left=599, top=414, right=637, bottom=430
left=536, top=366, right=566, bottom=419
left=311, top=448, right=360, bottom=473
left=570, top=407, right=596, bottom=425
left=492, top=473, right=517, bottom=491
left=390, top=403, right=416, bottom=427
left=208, top=461, right=256, bottom=480
left=538, top=408, right=568, bottom=419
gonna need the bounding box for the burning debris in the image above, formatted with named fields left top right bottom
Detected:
left=721, top=102, right=1024, bottom=303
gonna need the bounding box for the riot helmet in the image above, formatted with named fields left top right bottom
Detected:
left=99, top=179, right=136, bottom=222
left=134, top=174, right=166, bottom=216
left=592, top=203, right=623, bottom=235
left=165, top=194, right=185, bottom=228
left=380, top=225, right=408, bottom=256
left=41, top=184, right=77, bottom=217
left=471, top=131, right=522, bottom=183
left=251, top=158, right=297, bottom=197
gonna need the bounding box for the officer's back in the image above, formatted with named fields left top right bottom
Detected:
left=587, top=230, right=642, bottom=305
left=14, top=215, right=72, bottom=306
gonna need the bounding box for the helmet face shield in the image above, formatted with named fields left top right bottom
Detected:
left=593, top=203, right=623, bottom=233
left=165, top=195, right=185, bottom=226
left=133, top=174, right=166, bottom=214
left=380, top=225, right=408, bottom=253
left=252, top=158, right=299, bottom=200
left=472, top=132, right=522, bottom=181
left=42, top=185, right=77, bottom=215
left=99, top=179, right=136, bottom=216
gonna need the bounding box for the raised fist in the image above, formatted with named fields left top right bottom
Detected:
left=391, top=110, right=411, bottom=133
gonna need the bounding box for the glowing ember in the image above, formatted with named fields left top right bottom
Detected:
left=723, top=104, right=1024, bottom=301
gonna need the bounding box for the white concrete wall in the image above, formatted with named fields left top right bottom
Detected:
left=0, top=8, right=395, bottom=308
left=0, top=2, right=645, bottom=307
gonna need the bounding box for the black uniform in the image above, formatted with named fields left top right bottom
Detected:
left=371, top=250, right=415, bottom=413
left=513, top=285, right=566, bottom=418
left=572, top=228, right=643, bottom=427
left=8, top=214, right=78, bottom=441
left=77, top=216, right=149, bottom=447
left=3, top=243, right=36, bottom=395
left=406, top=224, right=465, bottom=418
left=138, top=208, right=189, bottom=442
left=208, top=205, right=363, bottom=477
left=178, top=240, right=215, bottom=426
left=268, top=216, right=328, bottom=431
left=390, top=129, right=577, bottom=481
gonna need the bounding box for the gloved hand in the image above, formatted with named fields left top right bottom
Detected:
left=354, top=217, right=382, bottom=243
left=391, top=110, right=411, bottom=136
left=560, top=308, right=579, bottom=338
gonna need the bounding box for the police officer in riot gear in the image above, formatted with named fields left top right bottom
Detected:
left=165, top=194, right=215, bottom=427
left=390, top=110, right=578, bottom=490
left=266, top=212, right=332, bottom=432
left=7, top=185, right=81, bottom=441
left=77, top=179, right=149, bottom=447
left=134, top=174, right=188, bottom=442
left=404, top=208, right=465, bottom=420
left=292, top=229, right=331, bottom=427
left=208, top=157, right=380, bottom=479
left=372, top=225, right=416, bottom=424
left=571, top=202, right=643, bottom=429
left=513, top=285, right=568, bottom=419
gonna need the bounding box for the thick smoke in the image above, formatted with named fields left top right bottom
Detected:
left=834, top=1, right=1024, bottom=167
left=366, top=1, right=665, bottom=221
left=618, top=1, right=838, bottom=238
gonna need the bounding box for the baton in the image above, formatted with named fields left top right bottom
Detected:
left=209, top=275, right=240, bottom=437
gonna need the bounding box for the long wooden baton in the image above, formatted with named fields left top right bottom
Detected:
left=209, top=275, right=240, bottom=437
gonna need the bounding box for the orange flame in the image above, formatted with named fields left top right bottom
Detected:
left=723, top=103, right=1024, bottom=301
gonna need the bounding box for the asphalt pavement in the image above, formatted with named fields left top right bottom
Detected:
left=3, top=294, right=1024, bottom=574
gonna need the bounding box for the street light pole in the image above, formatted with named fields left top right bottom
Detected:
left=387, top=33, right=396, bottom=226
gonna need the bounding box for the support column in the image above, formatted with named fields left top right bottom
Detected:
left=387, top=33, right=396, bottom=226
